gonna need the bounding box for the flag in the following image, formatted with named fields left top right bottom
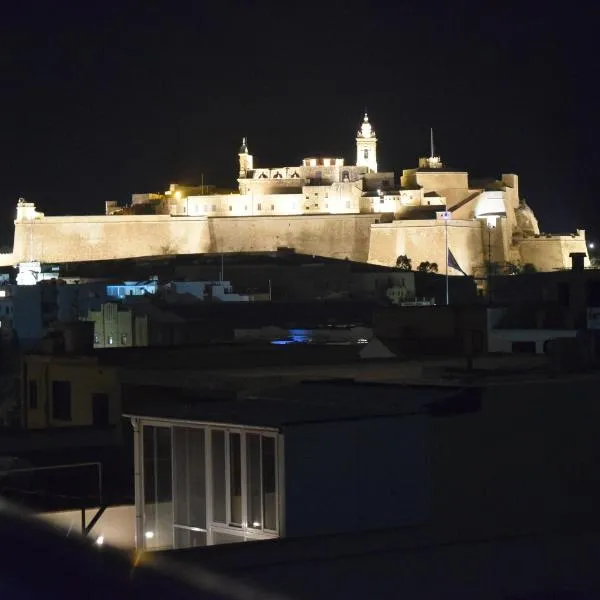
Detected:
left=447, top=248, right=467, bottom=275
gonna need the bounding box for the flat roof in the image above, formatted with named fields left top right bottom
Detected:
left=123, top=381, right=471, bottom=428
left=150, top=520, right=600, bottom=600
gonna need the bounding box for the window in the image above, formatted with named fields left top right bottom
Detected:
left=244, top=205, right=248, bottom=211
left=271, top=204, right=274, bottom=211
left=173, top=427, right=206, bottom=549
left=257, top=203, right=262, bottom=211
left=121, top=333, right=128, bottom=345
left=212, top=204, right=216, bottom=212
left=210, top=430, right=278, bottom=535
left=143, top=426, right=173, bottom=550
left=246, top=434, right=261, bottom=528
left=246, top=434, right=277, bottom=531
left=29, top=380, right=38, bottom=409
left=211, top=430, right=226, bottom=523
left=262, top=437, right=277, bottom=531
left=107, top=335, right=114, bottom=345
left=52, top=381, right=71, bottom=421
left=364, top=149, right=369, bottom=159
left=346, top=201, right=350, bottom=209
left=92, top=393, right=110, bottom=427
left=94, top=334, right=99, bottom=344
left=229, top=206, right=232, bottom=212
left=229, top=433, right=242, bottom=526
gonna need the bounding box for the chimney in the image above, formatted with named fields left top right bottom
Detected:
left=569, top=252, right=586, bottom=273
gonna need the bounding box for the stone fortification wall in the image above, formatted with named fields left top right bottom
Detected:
left=519, top=232, right=589, bottom=270
left=11, top=215, right=211, bottom=264
left=368, top=219, right=484, bottom=275
left=207, top=214, right=383, bottom=262
left=7, top=213, right=383, bottom=266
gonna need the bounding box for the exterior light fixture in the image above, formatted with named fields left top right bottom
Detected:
left=145, top=531, right=154, bottom=539
left=95, top=536, right=104, bottom=546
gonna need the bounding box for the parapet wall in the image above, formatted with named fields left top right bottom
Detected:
left=519, top=232, right=589, bottom=270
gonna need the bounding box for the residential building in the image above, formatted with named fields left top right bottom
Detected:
left=22, top=352, right=120, bottom=432
left=125, top=382, right=457, bottom=550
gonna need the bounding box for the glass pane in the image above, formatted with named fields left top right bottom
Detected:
left=262, top=436, right=277, bottom=531
left=229, top=433, right=242, bottom=526
left=143, top=425, right=173, bottom=550
left=173, top=427, right=206, bottom=536
left=246, top=434, right=262, bottom=529
left=187, top=428, right=206, bottom=530
left=211, top=430, right=226, bottom=523
left=174, top=528, right=207, bottom=549
left=172, top=428, right=187, bottom=530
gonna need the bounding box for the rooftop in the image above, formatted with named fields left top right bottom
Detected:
left=151, top=520, right=600, bottom=600
left=123, top=380, right=473, bottom=428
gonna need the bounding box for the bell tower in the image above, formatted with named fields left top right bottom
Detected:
left=356, top=113, right=377, bottom=173
left=238, top=137, right=253, bottom=179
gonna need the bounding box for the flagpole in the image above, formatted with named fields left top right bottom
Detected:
left=445, top=216, right=449, bottom=306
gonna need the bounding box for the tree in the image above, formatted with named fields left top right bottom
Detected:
left=417, top=261, right=438, bottom=273
left=484, top=260, right=502, bottom=276
left=521, top=262, right=537, bottom=273
left=395, top=255, right=412, bottom=271
left=504, top=262, right=521, bottom=275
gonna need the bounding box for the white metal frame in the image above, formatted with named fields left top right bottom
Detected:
left=131, top=416, right=283, bottom=550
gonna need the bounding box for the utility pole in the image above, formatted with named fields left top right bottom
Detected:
left=441, top=210, right=451, bottom=305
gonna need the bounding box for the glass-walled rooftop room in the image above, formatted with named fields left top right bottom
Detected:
left=133, top=419, right=281, bottom=550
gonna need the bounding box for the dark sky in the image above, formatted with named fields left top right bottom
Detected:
left=0, top=1, right=597, bottom=247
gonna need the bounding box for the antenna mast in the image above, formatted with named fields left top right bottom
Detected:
left=430, top=127, right=435, bottom=158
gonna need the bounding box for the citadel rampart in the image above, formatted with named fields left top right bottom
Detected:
left=4, top=213, right=385, bottom=267
left=207, top=213, right=382, bottom=261
left=8, top=215, right=211, bottom=265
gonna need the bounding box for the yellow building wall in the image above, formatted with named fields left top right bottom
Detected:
left=23, top=357, right=120, bottom=430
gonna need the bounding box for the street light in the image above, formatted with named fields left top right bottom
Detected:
left=588, top=242, right=595, bottom=250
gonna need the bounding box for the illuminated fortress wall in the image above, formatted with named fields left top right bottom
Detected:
left=5, top=213, right=383, bottom=266
left=9, top=215, right=212, bottom=265
left=1, top=211, right=588, bottom=272
left=207, top=214, right=381, bottom=261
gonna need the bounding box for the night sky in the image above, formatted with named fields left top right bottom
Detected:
left=0, top=1, right=597, bottom=248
